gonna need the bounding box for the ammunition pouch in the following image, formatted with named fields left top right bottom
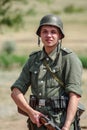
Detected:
left=50, top=96, right=68, bottom=112
left=29, top=95, right=68, bottom=113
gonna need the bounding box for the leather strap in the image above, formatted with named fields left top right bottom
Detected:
left=43, top=60, right=64, bottom=87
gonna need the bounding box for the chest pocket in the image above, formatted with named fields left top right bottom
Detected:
left=44, top=66, right=63, bottom=97
left=46, top=65, right=62, bottom=87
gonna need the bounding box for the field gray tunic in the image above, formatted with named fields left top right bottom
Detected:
left=11, top=46, right=82, bottom=129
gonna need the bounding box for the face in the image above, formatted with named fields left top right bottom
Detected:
left=40, top=25, right=61, bottom=48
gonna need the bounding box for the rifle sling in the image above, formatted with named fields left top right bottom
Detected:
left=43, top=60, right=64, bottom=87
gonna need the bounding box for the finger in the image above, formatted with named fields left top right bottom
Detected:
left=36, top=118, right=40, bottom=127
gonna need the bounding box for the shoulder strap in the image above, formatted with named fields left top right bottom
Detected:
left=43, top=60, right=64, bottom=87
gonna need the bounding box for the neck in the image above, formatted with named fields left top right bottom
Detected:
left=44, top=44, right=58, bottom=54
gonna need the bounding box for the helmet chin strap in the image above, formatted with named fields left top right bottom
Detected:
left=59, top=39, right=62, bottom=45
left=38, top=36, right=40, bottom=46
left=57, top=39, right=62, bottom=53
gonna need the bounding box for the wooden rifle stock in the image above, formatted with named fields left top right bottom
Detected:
left=18, top=108, right=61, bottom=130
left=39, top=116, right=61, bottom=130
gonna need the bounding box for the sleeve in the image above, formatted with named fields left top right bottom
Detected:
left=11, top=58, right=31, bottom=95
left=64, top=53, right=83, bottom=96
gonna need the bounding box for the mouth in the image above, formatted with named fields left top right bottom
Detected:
left=46, top=39, right=52, bottom=43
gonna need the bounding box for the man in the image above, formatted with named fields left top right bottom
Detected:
left=11, top=14, right=82, bottom=130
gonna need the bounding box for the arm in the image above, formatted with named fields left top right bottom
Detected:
left=62, top=52, right=82, bottom=130
left=62, top=92, right=81, bottom=130
left=11, top=88, right=43, bottom=127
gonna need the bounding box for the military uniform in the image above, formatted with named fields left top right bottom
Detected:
left=11, top=45, right=82, bottom=130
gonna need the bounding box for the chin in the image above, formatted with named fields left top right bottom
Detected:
left=47, top=43, right=56, bottom=47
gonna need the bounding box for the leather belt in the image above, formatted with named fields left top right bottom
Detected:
left=38, top=98, right=51, bottom=107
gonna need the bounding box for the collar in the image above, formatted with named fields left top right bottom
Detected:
left=40, top=44, right=61, bottom=61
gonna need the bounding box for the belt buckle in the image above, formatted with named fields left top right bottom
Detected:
left=39, top=99, right=45, bottom=107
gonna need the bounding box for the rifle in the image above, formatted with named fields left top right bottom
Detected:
left=39, top=116, right=61, bottom=130
left=18, top=107, right=61, bottom=130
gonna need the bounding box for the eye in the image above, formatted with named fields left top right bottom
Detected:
left=51, top=30, right=57, bottom=34
left=42, top=30, right=48, bottom=34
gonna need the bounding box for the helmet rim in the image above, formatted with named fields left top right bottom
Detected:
left=36, top=14, right=65, bottom=39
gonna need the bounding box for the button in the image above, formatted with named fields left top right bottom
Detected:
left=52, top=69, right=56, bottom=73
left=39, top=93, right=42, bottom=96
left=34, top=71, right=37, bottom=74
left=41, top=80, right=44, bottom=84
left=43, top=69, right=46, bottom=72
left=46, top=58, right=49, bottom=61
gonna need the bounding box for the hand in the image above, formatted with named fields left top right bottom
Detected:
left=28, top=109, right=43, bottom=127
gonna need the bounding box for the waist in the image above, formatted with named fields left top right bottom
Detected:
left=29, top=95, right=68, bottom=111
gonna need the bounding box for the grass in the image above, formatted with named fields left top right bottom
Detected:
left=79, top=56, right=87, bottom=69
left=0, top=53, right=27, bottom=69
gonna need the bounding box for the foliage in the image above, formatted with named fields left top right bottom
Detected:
left=0, top=53, right=27, bottom=69
left=79, top=56, right=87, bottom=69
left=63, top=4, right=85, bottom=14
left=26, top=8, right=37, bottom=16
left=51, top=10, right=61, bottom=15
left=0, top=0, right=28, bottom=28
left=0, top=0, right=87, bottom=30
left=1, top=12, right=24, bottom=28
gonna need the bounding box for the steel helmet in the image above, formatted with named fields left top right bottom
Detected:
left=36, top=14, right=65, bottom=39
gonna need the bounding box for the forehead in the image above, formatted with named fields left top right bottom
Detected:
left=41, top=25, right=58, bottom=30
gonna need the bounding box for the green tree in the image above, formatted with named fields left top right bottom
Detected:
left=0, top=0, right=28, bottom=28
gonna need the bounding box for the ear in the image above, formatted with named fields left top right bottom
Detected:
left=59, top=33, right=62, bottom=40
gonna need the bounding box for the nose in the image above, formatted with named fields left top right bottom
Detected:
left=47, top=32, right=51, bottom=37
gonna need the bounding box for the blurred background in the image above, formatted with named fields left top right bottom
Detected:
left=0, top=0, right=87, bottom=130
